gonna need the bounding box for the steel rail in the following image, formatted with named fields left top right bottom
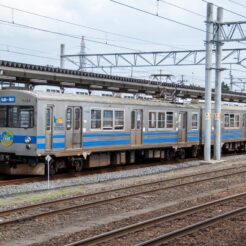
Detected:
left=137, top=206, right=246, bottom=246
left=0, top=167, right=245, bottom=227
left=0, top=164, right=243, bottom=216
left=65, top=192, right=246, bottom=246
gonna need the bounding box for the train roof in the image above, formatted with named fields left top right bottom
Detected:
left=2, top=90, right=246, bottom=111
left=0, top=89, right=200, bottom=109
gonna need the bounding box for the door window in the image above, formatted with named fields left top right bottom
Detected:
left=66, top=108, right=72, bottom=130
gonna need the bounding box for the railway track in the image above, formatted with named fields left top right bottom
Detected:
left=0, top=165, right=246, bottom=229
left=0, top=176, right=43, bottom=186
left=0, top=153, right=243, bottom=188
left=0, top=158, right=198, bottom=187
left=64, top=192, right=246, bottom=246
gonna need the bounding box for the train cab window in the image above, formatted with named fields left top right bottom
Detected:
left=66, top=108, right=72, bottom=130
left=131, top=111, right=135, bottom=129
left=91, top=109, right=101, bottom=129
left=20, top=107, right=34, bottom=128
left=103, top=110, right=113, bottom=130
left=0, top=106, right=7, bottom=127
left=158, top=112, right=165, bottom=128
left=74, top=108, right=81, bottom=130
left=149, top=112, right=156, bottom=128
left=0, top=106, right=34, bottom=128
left=166, top=112, right=174, bottom=128
left=191, top=113, right=198, bottom=130
left=115, top=110, right=124, bottom=130
left=8, top=106, right=18, bottom=128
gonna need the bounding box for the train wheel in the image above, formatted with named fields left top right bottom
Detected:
left=74, top=160, right=83, bottom=172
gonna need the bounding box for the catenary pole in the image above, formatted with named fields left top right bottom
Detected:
left=214, top=7, right=223, bottom=160
left=204, top=3, right=213, bottom=162
left=60, top=43, right=65, bottom=68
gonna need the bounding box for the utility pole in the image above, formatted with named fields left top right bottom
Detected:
left=214, top=7, right=223, bottom=161
left=60, top=44, right=65, bottom=69
left=79, top=36, right=86, bottom=71
left=204, top=2, right=213, bottom=162
left=230, top=65, right=233, bottom=91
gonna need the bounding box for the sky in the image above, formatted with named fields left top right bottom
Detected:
left=0, top=0, right=246, bottom=90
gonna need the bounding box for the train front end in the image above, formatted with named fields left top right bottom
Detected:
left=0, top=89, right=43, bottom=175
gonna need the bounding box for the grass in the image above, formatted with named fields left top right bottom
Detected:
left=0, top=186, right=85, bottom=208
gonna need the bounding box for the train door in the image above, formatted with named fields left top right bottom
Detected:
left=178, top=111, right=187, bottom=143
left=65, top=107, right=82, bottom=149
left=73, top=107, right=82, bottom=149
left=65, top=107, right=73, bottom=149
left=131, top=109, right=143, bottom=145
left=45, top=106, right=53, bottom=151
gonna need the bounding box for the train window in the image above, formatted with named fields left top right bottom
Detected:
left=0, top=106, right=34, bottom=128
left=66, top=108, right=72, bottom=130
left=103, top=110, right=113, bottom=130
left=74, top=108, right=81, bottom=130
left=224, top=113, right=240, bottom=128
left=20, top=107, right=34, bottom=128
left=91, top=109, right=101, bottom=129
left=46, top=108, right=51, bottom=131
left=8, top=106, right=18, bottom=128
left=243, top=114, right=246, bottom=127
left=131, top=111, right=135, bottom=129
left=235, top=114, right=240, bottom=127
left=0, top=106, right=7, bottom=127
left=191, top=113, right=198, bottom=130
left=149, top=112, right=156, bottom=128
left=115, top=110, right=124, bottom=130
left=229, top=114, right=234, bottom=127
left=166, top=112, right=174, bottom=128
left=136, top=111, right=142, bottom=130
left=224, top=114, right=229, bottom=127
left=158, top=112, right=165, bottom=128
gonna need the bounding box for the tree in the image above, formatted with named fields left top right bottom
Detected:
left=221, top=81, right=230, bottom=93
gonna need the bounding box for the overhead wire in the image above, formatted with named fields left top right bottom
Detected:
left=159, top=0, right=205, bottom=18
left=0, top=48, right=60, bottom=61
left=201, top=0, right=246, bottom=20
left=0, top=20, right=141, bottom=52
left=110, top=0, right=206, bottom=33
left=0, top=2, right=197, bottom=51
left=228, top=0, right=246, bottom=9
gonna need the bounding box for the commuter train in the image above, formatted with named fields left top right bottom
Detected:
left=0, top=89, right=246, bottom=175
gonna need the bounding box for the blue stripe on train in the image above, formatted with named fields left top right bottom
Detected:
left=143, top=132, right=178, bottom=136
left=84, top=133, right=131, bottom=138
left=4, top=136, right=38, bottom=144
left=83, top=139, right=130, bottom=147
left=143, top=138, right=178, bottom=144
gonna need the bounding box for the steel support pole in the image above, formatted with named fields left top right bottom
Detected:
left=60, top=44, right=65, bottom=68
left=214, top=7, right=223, bottom=160
left=204, top=3, right=213, bottom=162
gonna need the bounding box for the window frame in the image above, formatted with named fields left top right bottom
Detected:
left=90, top=108, right=125, bottom=131
left=148, top=110, right=174, bottom=130
left=0, top=105, right=34, bottom=128
left=224, top=113, right=240, bottom=129
left=191, top=112, right=199, bottom=130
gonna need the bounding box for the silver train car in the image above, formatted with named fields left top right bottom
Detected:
left=0, top=89, right=246, bottom=175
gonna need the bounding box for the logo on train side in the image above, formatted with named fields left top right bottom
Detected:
left=0, top=131, right=14, bottom=147
left=54, top=116, right=64, bottom=130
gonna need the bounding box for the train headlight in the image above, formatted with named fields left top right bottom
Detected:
left=25, top=136, right=31, bottom=144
